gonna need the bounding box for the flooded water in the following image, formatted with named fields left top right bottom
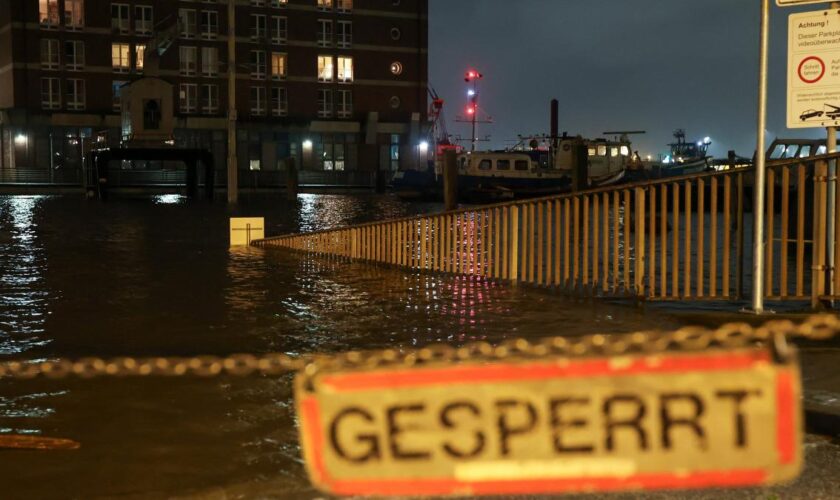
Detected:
left=0, top=194, right=833, bottom=499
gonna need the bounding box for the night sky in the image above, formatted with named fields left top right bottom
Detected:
left=429, top=0, right=828, bottom=159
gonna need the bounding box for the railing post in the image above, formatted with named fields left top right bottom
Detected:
left=510, top=205, right=520, bottom=283
left=813, top=160, right=829, bottom=308
left=635, top=187, right=646, bottom=297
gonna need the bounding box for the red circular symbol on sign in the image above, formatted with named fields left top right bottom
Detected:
left=798, top=56, right=826, bottom=84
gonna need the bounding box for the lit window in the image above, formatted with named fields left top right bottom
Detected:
left=135, top=44, right=146, bottom=71
left=135, top=5, right=153, bottom=35
left=250, top=87, right=266, bottom=116
left=201, top=84, right=219, bottom=114
left=620, top=145, right=630, bottom=156
left=251, top=50, right=266, bottom=79
left=202, top=47, right=219, bottom=77
left=337, top=21, right=352, bottom=48
left=180, top=46, right=197, bottom=76
left=317, top=88, right=333, bottom=118
left=66, top=79, right=86, bottom=110
left=318, top=55, right=333, bottom=82
left=65, top=41, right=85, bottom=71
left=41, top=78, right=61, bottom=110
left=64, top=0, right=84, bottom=29
left=179, top=9, right=197, bottom=38
left=271, top=53, right=287, bottom=80
left=610, top=147, right=619, bottom=157
left=271, top=87, right=288, bottom=117
left=179, top=83, right=198, bottom=113
left=111, top=43, right=130, bottom=72
left=200, top=10, right=218, bottom=39
left=271, top=0, right=288, bottom=7
left=271, top=16, right=288, bottom=44
left=318, top=19, right=332, bottom=47
left=251, top=14, right=267, bottom=39
left=111, top=3, right=129, bottom=32
left=597, top=145, right=607, bottom=156
left=40, top=39, right=60, bottom=70
left=337, top=0, right=352, bottom=13
left=587, top=146, right=596, bottom=156
left=337, top=90, right=352, bottom=119
left=40, top=0, right=60, bottom=27
left=317, top=0, right=333, bottom=11
left=337, top=56, right=353, bottom=83
left=250, top=159, right=261, bottom=171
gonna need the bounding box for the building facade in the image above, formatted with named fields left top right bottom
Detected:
left=0, top=0, right=428, bottom=186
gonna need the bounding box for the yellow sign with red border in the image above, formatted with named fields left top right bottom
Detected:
left=295, top=348, right=802, bottom=496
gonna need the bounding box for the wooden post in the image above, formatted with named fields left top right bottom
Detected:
left=443, top=150, right=458, bottom=212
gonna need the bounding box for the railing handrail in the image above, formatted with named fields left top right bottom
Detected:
left=256, top=153, right=840, bottom=243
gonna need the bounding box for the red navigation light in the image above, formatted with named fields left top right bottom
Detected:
left=466, top=106, right=476, bottom=115
left=464, top=70, right=482, bottom=82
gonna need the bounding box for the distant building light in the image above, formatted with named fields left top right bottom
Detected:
left=418, top=141, right=429, bottom=153
left=14, top=133, right=27, bottom=146
left=303, top=139, right=313, bottom=149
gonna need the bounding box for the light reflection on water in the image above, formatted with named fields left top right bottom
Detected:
left=0, top=196, right=50, bottom=355
left=0, top=193, right=686, bottom=499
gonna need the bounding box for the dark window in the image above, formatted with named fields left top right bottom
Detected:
left=515, top=160, right=529, bottom=171
left=496, top=159, right=510, bottom=170
left=143, top=99, right=161, bottom=130
left=479, top=159, right=491, bottom=170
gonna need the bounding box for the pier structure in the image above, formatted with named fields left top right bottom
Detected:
left=255, top=153, right=840, bottom=310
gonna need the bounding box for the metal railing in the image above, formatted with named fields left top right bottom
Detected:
left=254, top=153, right=840, bottom=307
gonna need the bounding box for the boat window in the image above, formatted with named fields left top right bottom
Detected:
left=620, top=146, right=630, bottom=156
left=610, top=147, right=619, bottom=157
left=460, top=157, right=467, bottom=169
left=496, top=159, right=510, bottom=170
left=597, top=145, right=607, bottom=156
left=478, top=159, right=492, bottom=171
left=769, top=144, right=787, bottom=159
left=588, top=147, right=597, bottom=157
left=784, top=146, right=799, bottom=159
left=515, top=160, right=529, bottom=171
left=799, top=145, right=812, bottom=157
left=818, top=145, right=827, bottom=155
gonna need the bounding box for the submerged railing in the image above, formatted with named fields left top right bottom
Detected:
left=254, top=153, right=840, bottom=307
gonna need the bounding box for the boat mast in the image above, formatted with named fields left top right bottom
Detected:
left=456, top=69, right=492, bottom=151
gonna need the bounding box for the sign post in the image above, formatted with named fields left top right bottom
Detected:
left=751, top=0, right=771, bottom=314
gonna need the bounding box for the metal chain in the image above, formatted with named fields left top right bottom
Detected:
left=1, top=314, right=838, bottom=381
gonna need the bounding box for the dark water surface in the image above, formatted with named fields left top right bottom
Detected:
left=0, top=193, right=814, bottom=499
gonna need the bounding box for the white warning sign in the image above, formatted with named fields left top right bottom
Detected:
left=787, top=10, right=840, bottom=129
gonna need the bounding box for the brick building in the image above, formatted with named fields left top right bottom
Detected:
left=0, top=0, right=428, bottom=186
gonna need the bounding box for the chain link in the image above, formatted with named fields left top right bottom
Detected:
left=1, top=314, right=838, bottom=381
